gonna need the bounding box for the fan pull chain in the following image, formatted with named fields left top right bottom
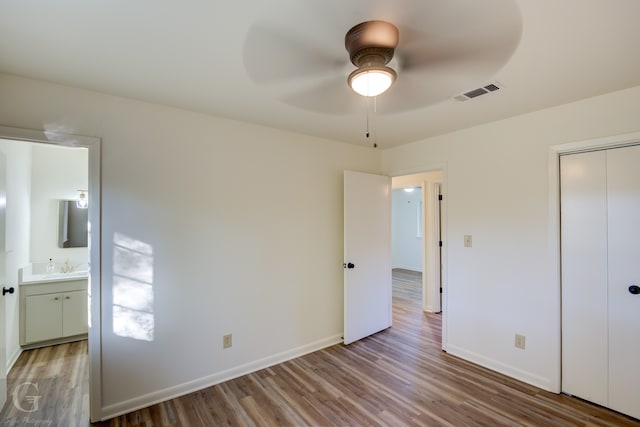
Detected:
left=366, top=104, right=370, bottom=139
left=365, top=97, right=379, bottom=148
left=372, top=97, right=378, bottom=147
left=372, top=97, right=379, bottom=148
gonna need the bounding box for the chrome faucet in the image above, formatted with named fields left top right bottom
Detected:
left=61, top=259, right=76, bottom=273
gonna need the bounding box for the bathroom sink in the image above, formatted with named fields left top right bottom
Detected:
left=20, top=270, right=89, bottom=284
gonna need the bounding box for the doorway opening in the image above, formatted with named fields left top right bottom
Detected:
left=392, top=186, right=423, bottom=305
left=0, top=126, right=101, bottom=423
left=391, top=171, right=443, bottom=318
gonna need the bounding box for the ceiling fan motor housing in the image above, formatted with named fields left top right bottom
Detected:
left=345, top=20, right=399, bottom=67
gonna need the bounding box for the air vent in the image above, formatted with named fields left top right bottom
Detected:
left=454, top=82, right=503, bottom=102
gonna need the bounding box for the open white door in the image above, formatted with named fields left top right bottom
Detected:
left=0, top=150, right=7, bottom=413
left=0, top=277, right=6, bottom=415
left=344, top=171, right=391, bottom=345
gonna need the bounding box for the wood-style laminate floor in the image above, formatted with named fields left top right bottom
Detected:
left=0, top=338, right=89, bottom=426
left=2, top=270, right=639, bottom=426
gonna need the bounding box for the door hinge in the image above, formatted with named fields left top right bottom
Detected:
left=439, top=241, right=443, bottom=247
left=440, top=287, right=443, bottom=294
left=438, top=194, right=443, bottom=201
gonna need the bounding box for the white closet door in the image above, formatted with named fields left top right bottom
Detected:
left=560, top=151, right=609, bottom=406
left=606, top=146, right=640, bottom=420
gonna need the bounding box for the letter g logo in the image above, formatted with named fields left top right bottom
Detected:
left=12, top=382, right=41, bottom=413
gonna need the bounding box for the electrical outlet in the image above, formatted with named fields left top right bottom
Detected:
left=223, top=334, right=232, bottom=349
left=515, top=334, right=526, bottom=350
left=464, top=235, right=472, bottom=247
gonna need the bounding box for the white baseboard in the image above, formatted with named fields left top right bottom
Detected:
left=424, top=305, right=440, bottom=314
left=392, top=264, right=423, bottom=272
left=446, top=344, right=554, bottom=392
left=101, top=333, right=343, bottom=420
left=5, top=348, right=22, bottom=376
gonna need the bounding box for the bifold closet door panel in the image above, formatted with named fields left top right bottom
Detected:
left=606, top=145, right=640, bottom=420
left=560, top=151, right=609, bottom=406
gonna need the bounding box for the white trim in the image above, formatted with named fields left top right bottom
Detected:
left=446, top=344, right=554, bottom=392
left=551, top=130, right=640, bottom=155
left=430, top=182, right=442, bottom=314
left=101, top=334, right=343, bottom=421
left=421, top=184, right=429, bottom=312
left=0, top=125, right=102, bottom=421
left=416, top=200, right=422, bottom=238
left=391, top=264, right=423, bottom=272
left=0, top=125, right=100, bottom=147
left=549, top=130, right=640, bottom=395
left=5, top=348, right=21, bottom=376
left=546, top=149, right=562, bottom=394
left=440, top=169, right=448, bottom=351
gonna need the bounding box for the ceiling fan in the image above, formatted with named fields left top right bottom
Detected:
left=344, top=20, right=399, bottom=97
left=242, top=1, right=522, bottom=115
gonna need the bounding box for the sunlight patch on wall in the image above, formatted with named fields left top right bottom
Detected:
left=112, top=232, right=155, bottom=341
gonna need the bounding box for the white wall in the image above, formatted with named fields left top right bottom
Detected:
left=0, top=73, right=381, bottom=418
left=30, top=144, right=88, bottom=268
left=392, top=189, right=422, bottom=271
left=0, top=140, right=32, bottom=371
left=382, top=84, right=640, bottom=393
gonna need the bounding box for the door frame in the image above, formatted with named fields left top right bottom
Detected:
left=549, top=130, right=640, bottom=394
left=0, top=126, right=102, bottom=421
left=390, top=166, right=448, bottom=351
left=434, top=182, right=443, bottom=312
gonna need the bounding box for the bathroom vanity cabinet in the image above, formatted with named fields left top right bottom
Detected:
left=19, top=277, right=88, bottom=347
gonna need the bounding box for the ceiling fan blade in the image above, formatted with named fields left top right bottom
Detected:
left=243, top=22, right=345, bottom=84
left=374, top=74, right=455, bottom=114
left=387, top=47, right=511, bottom=112
left=379, top=14, right=521, bottom=113
left=400, top=38, right=518, bottom=75
left=397, top=4, right=521, bottom=74
left=282, top=76, right=363, bottom=115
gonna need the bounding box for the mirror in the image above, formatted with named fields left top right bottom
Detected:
left=58, top=200, right=88, bottom=248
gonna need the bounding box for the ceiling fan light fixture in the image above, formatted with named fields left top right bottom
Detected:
left=348, top=65, right=396, bottom=97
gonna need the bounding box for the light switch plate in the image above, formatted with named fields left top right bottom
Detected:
left=515, top=334, right=526, bottom=350
left=223, top=334, right=232, bottom=349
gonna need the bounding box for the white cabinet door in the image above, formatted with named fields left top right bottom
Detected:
left=62, top=290, right=88, bottom=337
left=343, top=171, right=391, bottom=345
left=25, top=293, right=63, bottom=343
left=606, top=146, right=640, bottom=420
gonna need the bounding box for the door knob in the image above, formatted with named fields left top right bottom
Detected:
left=2, top=286, right=14, bottom=296
left=629, top=285, right=640, bottom=295
left=343, top=262, right=355, bottom=269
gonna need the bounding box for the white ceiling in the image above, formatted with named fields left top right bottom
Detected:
left=2, top=0, right=640, bottom=149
